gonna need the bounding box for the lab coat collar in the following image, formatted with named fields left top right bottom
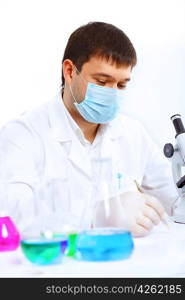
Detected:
left=48, top=93, right=92, bottom=178
left=106, top=115, right=125, bottom=140
left=48, top=92, right=125, bottom=142
left=48, top=93, right=125, bottom=179
left=48, top=92, right=74, bottom=142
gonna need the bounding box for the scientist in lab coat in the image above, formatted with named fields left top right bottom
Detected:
left=0, top=22, right=178, bottom=236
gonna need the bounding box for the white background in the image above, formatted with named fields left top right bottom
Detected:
left=0, top=0, right=185, bottom=149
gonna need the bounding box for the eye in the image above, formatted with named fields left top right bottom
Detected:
left=97, top=80, right=106, bottom=85
left=118, top=84, right=126, bottom=90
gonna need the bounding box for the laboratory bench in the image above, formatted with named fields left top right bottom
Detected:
left=1, top=222, right=185, bottom=278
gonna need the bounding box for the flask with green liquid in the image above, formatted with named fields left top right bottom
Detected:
left=20, top=178, right=75, bottom=265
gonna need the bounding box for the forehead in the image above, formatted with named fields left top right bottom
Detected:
left=81, top=56, right=132, bottom=80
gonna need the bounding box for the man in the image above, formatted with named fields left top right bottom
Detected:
left=0, top=22, right=178, bottom=236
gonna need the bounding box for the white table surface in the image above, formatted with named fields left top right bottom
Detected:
left=1, top=221, right=185, bottom=278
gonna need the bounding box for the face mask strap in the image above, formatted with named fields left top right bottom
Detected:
left=69, top=64, right=88, bottom=105
left=73, top=65, right=88, bottom=85
left=69, top=84, right=78, bottom=104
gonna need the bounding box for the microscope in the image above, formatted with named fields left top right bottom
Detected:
left=164, top=114, right=185, bottom=223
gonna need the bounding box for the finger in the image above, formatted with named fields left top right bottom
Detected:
left=130, top=223, right=149, bottom=237
left=143, top=206, right=161, bottom=225
left=144, top=195, right=165, bottom=218
left=136, top=215, right=154, bottom=230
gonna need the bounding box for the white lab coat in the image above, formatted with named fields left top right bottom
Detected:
left=0, top=93, right=178, bottom=230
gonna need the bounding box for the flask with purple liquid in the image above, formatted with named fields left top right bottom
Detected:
left=0, top=146, right=20, bottom=251
left=0, top=215, right=20, bottom=251
left=0, top=182, right=20, bottom=251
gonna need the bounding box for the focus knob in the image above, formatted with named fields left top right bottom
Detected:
left=163, top=143, right=174, bottom=158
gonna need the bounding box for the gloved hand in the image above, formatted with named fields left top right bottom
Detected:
left=92, top=191, right=165, bottom=237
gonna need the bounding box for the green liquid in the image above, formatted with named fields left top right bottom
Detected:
left=21, top=240, right=62, bottom=265
left=66, top=233, right=78, bottom=257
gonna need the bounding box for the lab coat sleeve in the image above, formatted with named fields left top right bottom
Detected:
left=0, top=120, right=44, bottom=230
left=140, top=124, right=178, bottom=215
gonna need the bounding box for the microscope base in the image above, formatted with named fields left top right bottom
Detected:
left=173, top=214, right=185, bottom=224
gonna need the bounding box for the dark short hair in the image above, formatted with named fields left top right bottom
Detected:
left=61, top=22, right=137, bottom=87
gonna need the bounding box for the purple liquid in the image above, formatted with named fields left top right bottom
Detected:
left=0, top=216, right=20, bottom=251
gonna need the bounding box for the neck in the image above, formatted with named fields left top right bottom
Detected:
left=62, top=89, right=99, bottom=143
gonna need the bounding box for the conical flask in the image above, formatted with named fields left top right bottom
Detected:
left=0, top=214, right=20, bottom=251
left=20, top=177, right=82, bottom=264
left=0, top=146, right=20, bottom=251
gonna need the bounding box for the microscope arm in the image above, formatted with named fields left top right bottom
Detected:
left=172, top=146, right=185, bottom=198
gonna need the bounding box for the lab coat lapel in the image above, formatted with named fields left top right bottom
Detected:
left=48, top=93, right=92, bottom=179
left=100, top=116, right=124, bottom=160
left=67, top=115, right=124, bottom=179
left=67, top=138, right=92, bottom=179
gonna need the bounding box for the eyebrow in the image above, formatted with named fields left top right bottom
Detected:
left=92, top=72, right=131, bottom=82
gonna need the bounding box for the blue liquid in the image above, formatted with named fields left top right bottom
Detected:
left=77, top=229, right=134, bottom=261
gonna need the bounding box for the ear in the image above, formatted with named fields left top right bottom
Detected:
left=62, top=59, right=76, bottom=85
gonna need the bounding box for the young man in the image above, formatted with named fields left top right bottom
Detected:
left=0, top=22, right=178, bottom=236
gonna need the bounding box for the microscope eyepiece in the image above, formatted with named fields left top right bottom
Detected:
left=171, top=114, right=185, bottom=137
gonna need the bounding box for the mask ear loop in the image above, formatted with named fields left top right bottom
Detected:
left=69, top=65, right=88, bottom=105
left=73, top=65, right=87, bottom=85
left=69, top=84, right=78, bottom=104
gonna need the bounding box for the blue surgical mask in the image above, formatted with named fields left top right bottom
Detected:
left=69, top=69, right=126, bottom=124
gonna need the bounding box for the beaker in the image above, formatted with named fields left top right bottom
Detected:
left=77, top=228, right=134, bottom=261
